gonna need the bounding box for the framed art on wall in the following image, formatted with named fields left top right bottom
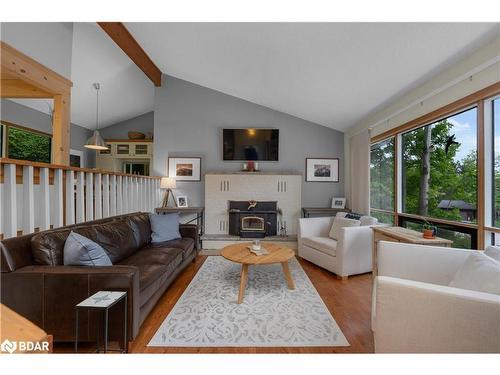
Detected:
left=168, top=157, right=202, bottom=181
left=305, top=158, right=339, bottom=182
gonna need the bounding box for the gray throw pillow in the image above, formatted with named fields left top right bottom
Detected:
left=63, top=231, right=112, bottom=266
left=150, top=213, right=181, bottom=243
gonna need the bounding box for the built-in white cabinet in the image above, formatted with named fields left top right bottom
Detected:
left=205, top=173, right=302, bottom=235
left=96, top=140, right=154, bottom=175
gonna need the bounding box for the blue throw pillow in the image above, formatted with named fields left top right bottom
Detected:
left=150, top=213, right=181, bottom=243
left=63, top=231, right=112, bottom=266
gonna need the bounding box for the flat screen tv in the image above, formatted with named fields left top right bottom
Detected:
left=222, top=128, right=279, bottom=161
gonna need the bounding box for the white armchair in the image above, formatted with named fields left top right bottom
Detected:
left=297, top=213, right=378, bottom=278
left=373, top=241, right=500, bottom=353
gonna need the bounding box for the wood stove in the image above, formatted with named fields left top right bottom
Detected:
left=228, top=201, right=278, bottom=238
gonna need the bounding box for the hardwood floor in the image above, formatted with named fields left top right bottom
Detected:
left=56, top=255, right=374, bottom=354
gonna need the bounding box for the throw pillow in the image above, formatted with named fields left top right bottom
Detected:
left=345, top=212, right=363, bottom=220
left=328, top=217, right=361, bottom=241
left=63, top=231, right=112, bottom=266
left=150, top=213, right=181, bottom=243
left=449, top=252, right=500, bottom=295
left=360, top=216, right=379, bottom=226
left=484, top=245, right=500, bottom=262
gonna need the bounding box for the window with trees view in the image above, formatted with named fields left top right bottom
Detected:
left=493, top=98, right=500, bottom=227
left=0, top=122, right=52, bottom=163
left=370, top=138, right=395, bottom=224
left=402, top=107, right=477, bottom=224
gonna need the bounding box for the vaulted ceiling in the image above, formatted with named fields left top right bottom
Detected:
left=10, top=22, right=499, bottom=132
left=126, top=22, right=498, bottom=131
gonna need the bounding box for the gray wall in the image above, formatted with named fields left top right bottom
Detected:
left=0, top=22, right=74, bottom=79
left=154, top=75, right=344, bottom=207
left=100, top=111, right=154, bottom=140
left=1, top=99, right=95, bottom=168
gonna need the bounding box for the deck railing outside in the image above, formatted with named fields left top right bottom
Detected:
left=0, top=158, right=162, bottom=239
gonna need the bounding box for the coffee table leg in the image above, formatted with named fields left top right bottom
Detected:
left=281, top=261, right=295, bottom=289
left=237, top=264, right=249, bottom=304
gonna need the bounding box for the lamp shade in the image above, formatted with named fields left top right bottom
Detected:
left=84, top=130, right=108, bottom=150
left=160, top=177, right=176, bottom=189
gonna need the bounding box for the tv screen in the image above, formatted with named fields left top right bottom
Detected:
left=223, top=128, right=279, bottom=161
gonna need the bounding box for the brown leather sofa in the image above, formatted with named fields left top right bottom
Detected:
left=0, top=212, right=198, bottom=343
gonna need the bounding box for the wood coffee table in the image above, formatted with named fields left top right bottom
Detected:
left=221, top=242, right=296, bottom=304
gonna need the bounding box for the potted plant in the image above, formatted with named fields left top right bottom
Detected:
left=422, top=219, right=437, bottom=239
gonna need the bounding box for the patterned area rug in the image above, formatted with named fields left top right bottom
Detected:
left=148, top=256, right=349, bottom=347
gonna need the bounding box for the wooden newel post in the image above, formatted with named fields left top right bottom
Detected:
left=52, top=93, right=71, bottom=165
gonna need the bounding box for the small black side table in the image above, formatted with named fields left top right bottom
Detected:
left=75, top=291, right=127, bottom=353
left=301, top=207, right=350, bottom=218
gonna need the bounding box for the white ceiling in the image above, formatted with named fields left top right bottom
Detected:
left=69, top=23, right=154, bottom=129
left=13, top=23, right=154, bottom=129
left=125, top=22, right=499, bottom=131
left=11, top=23, right=498, bottom=132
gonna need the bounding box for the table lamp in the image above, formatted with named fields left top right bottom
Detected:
left=160, top=177, right=177, bottom=207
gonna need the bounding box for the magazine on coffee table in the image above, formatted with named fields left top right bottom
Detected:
left=247, top=245, right=269, bottom=256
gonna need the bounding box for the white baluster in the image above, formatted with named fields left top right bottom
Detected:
left=94, top=173, right=102, bottom=219
left=22, top=165, right=35, bottom=234
left=65, top=170, right=75, bottom=225
left=4, top=164, right=17, bottom=238
left=86, top=172, right=94, bottom=221
left=110, top=175, right=117, bottom=216
left=53, top=169, right=64, bottom=228
left=39, top=168, right=51, bottom=230
left=76, top=171, right=85, bottom=223
left=122, top=176, right=128, bottom=213
left=117, top=175, right=123, bottom=214
left=102, top=174, right=110, bottom=218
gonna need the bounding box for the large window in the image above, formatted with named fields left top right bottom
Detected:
left=401, top=107, right=478, bottom=224
left=0, top=122, right=52, bottom=163
left=493, top=98, right=500, bottom=227
left=370, top=138, right=395, bottom=224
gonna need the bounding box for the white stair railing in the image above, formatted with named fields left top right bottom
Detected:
left=0, top=158, right=162, bottom=239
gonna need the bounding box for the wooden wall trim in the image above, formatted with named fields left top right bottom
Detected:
left=98, top=22, right=162, bottom=87
left=371, top=81, right=500, bottom=143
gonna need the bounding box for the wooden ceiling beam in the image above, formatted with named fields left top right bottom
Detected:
left=1, top=78, right=53, bottom=98
left=1, top=42, right=72, bottom=95
left=98, top=22, right=163, bottom=87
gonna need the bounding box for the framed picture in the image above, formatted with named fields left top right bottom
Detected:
left=331, top=197, right=346, bottom=209
left=176, top=195, right=188, bottom=208
left=305, top=158, right=339, bottom=182
left=70, top=149, right=84, bottom=168
left=168, top=157, right=202, bottom=181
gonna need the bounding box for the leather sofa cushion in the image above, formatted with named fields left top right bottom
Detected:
left=31, top=228, right=73, bottom=265
left=84, top=220, right=138, bottom=264
left=31, top=219, right=138, bottom=265
left=148, top=237, right=194, bottom=261
left=302, top=236, right=337, bottom=256
left=118, top=247, right=183, bottom=306
left=127, top=213, right=152, bottom=249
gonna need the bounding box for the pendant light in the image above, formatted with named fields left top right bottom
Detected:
left=85, top=82, right=108, bottom=150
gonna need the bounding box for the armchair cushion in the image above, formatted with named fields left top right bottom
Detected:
left=485, top=245, right=500, bottom=262
left=328, top=217, right=360, bottom=240
left=360, top=216, right=378, bottom=226
left=302, top=236, right=337, bottom=256
left=449, top=252, right=500, bottom=295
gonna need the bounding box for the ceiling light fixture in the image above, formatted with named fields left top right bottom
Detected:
left=85, top=82, right=108, bottom=150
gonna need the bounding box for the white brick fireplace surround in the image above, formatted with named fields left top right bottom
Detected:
left=203, top=172, right=302, bottom=250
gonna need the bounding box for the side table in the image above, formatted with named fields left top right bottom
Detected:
left=75, top=291, right=127, bottom=353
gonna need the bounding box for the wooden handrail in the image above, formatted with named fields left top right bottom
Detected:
left=0, top=158, right=161, bottom=179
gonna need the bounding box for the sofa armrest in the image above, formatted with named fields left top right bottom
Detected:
left=374, top=276, right=500, bottom=353
left=1, top=265, right=140, bottom=341
left=335, top=226, right=373, bottom=276
left=179, top=224, right=199, bottom=249
left=378, top=241, right=471, bottom=285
